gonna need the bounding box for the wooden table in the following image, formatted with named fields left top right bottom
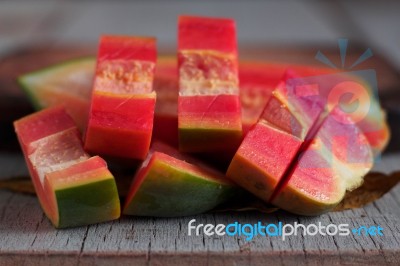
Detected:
left=0, top=152, right=399, bottom=265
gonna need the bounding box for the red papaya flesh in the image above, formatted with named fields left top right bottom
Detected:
left=14, top=107, right=120, bottom=228
left=84, top=36, right=157, bottom=160
left=21, top=55, right=387, bottom=154
left=271, top=107, right=373, bottom=215
left=227, top=75, right=325, bottom=202
left=238, top=62, right=335, bottom=134
left=227, top=122, right=303, bottom=202
left=178, top=16, right=242, bottom=152
left=18, top=55, right=389, bottom=155
left=228, top=72, right=374, bottom=215
left=123, top=142, right=237, bottom=217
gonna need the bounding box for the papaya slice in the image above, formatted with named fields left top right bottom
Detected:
left=17, top=57, right=95, bottom=130
left=84, top=36, right=157, bottom=160
left=227, top=76, right=325, bottom=202
left=227, top=72, right=374, bottom=215
left=177, top=16, right=242, bottom=152
left=18, top=57, right=389, bottom=154
left=270, top=107, right=373, bottom=215
left=123, top=142, right=237, bottom=217
left=14, top=107, right=120, bottom=228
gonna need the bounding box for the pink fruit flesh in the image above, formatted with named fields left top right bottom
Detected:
left=84, top=35, right=157, bottom=160
left=178, top=16, right=242, bottom=152
left=14, top=107, right=89, bottom=219
left=270, top=107, right=373, bottom=215
left=14, top=107, right=120, bottom=226
left=226, top=122, right=303, bottom=202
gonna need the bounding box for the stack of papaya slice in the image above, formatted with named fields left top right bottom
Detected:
left=14, top=15, right=389, bottom=228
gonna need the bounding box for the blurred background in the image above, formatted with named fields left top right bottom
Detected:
left=0, top=0, right=399, bottom=155
left=0, top=0, right=399, bottom=66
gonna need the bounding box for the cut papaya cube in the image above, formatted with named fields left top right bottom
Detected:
left=228, top=72, right=336, bottom=210
left=228, top=70, right=374, bottom=215
left=178, top=15, right=242, bottom=152
left=227, top=121, right=303, bottom=202
left=85, top=92, right=156, bottom=160
left=271, top=107, right=373, bottom=215
left=14, top=106, right=120, bottom=228
left=123, top=142, right=237, bottom=217
left=227, top=72, right=326, bottom=199
left=45, top=156, right=120, bottom=228
left=84, top=35, right=157, bottom=160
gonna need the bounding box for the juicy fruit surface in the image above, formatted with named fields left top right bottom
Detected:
left=47, top=156, right=113, bottom=189
left=228, top=72, right=374, bottom=215
left=227, top=122, right=302, bottom=202
left=123, top=143, right=236, bottom=217
left=19, top=57, right=390, bottom=153
left=29, top=128, right=89, bottom=184
left=17, top=57, right=386, bottom=217
left=178, top=16, right=242, bottom=152
left=15, top=107, right=82, bottom=219
left=179, top=51, right=239, bottom=96
left=14, top=107, right=120, bottom=228
left=85, top=92, right=156, bottom=159
left=15, top=106, right=76, bottom=145
left=227, top=77, right=325, bottom=202
left=15, top=108, right=88, bottom=186
left=85, top=35, right=157, bottom=160
left=271, top=108, right=373, bottom=215
left=178, top=16, right=237, bottom=53
left=179, top=95, right=241, bottom=129
left=95, top=59, right=155, bottom=94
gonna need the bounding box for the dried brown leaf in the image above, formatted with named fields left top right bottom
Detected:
left=213, top=191, right=279, bottom=214
left=333, top=171, right=400, bottom=211
left=0, top=176, right=35, bottom=195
